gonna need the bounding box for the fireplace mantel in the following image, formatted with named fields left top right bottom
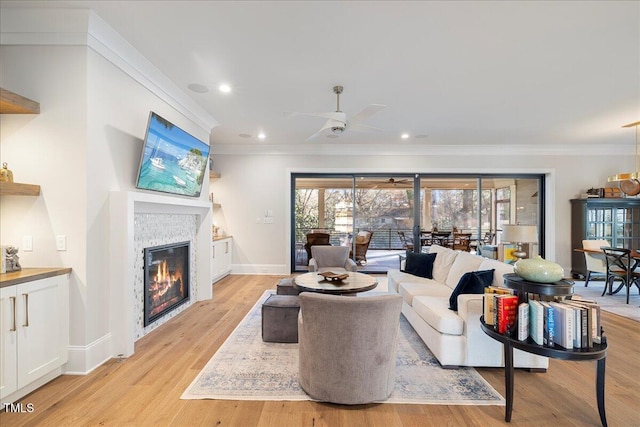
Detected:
left=109, top=191, right=212, bottom=358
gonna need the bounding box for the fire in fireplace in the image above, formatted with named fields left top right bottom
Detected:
left=143, top=241, right=190, bottom=326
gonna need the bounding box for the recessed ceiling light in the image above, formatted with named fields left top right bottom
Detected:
left=219, top=83, right=232, bottom=93
left=401, top=133, right=410, bottom=139
left=188, top=83, right=209, bottom=93
left=239, top=133, right=252, bottom=138
left=257, top=132, right=266, bottom=140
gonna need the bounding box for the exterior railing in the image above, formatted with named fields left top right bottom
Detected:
left=296, top=228, right=413, bottom=250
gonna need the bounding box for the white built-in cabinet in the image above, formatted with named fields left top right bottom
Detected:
left=0, top=272, right=69, bottom=403
left=211, top=237, right=232, bottom=284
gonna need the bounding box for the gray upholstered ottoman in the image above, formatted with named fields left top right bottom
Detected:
left=276, top=278, right=300, bottom=295
left=261, top=294, right=300, bottom=343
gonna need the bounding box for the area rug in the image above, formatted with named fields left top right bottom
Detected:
left=181, top=291, right=505, bottom=405
left=571, top=280, right=640, bottom=323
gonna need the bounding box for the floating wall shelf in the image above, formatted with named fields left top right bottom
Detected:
left=0, top=182, right=41, bottom=196
left=0, top=87, right=40, bottom=114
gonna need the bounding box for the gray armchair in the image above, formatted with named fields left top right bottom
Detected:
left=298, top=292, right=403, bottom=404
left=308, top=246, right=357, bottom=272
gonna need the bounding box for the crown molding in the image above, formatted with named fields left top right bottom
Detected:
left=209, top=142, right=628, bottom=156
left=0, top=7, right=219, bottom=134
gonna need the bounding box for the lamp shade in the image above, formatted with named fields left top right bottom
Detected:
left=501, top=225, right=538, bottom=243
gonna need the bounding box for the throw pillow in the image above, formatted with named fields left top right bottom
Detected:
left=448, top=269, right=495, bottom=311
left=402, top=252, right=437, bottom=279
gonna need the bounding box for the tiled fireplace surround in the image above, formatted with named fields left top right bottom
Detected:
left=109, top=191, right=212, bottom=358
left=133, top=213, right=198, bottom=340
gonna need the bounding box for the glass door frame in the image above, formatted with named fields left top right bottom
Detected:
left=291, top=172, right=546, bottom=272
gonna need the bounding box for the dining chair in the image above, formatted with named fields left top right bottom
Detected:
left=420, top=231, right=433, bottom=247
left=350, top=230, right=373, bottom=265
left=452, top=233, right=472, bottom=252
left=398, top=231, right=414, bottom=251
left=582, top=239, right=609, bottom=287
left=601, top=247, right=640, bottom=304
left=304, top=232, right=331, bottom=265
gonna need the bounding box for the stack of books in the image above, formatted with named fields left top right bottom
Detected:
left=483, top=288, right=602, bottom=349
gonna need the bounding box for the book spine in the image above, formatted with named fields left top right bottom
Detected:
left=550, top=303, right=565, bottom=348
left=498, top=295, right=518, bottom=335
left=518, top=302, right=529, bottom=341
left=580, top=308, right=588, bottom=348
left=529, top=300, right=544, bottom=345
left=541, top=303, right=554, bottom=347
left=483, top=294, right=495, bottom=326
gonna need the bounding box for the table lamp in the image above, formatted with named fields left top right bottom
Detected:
left=501, top=225, right=538, bottom=259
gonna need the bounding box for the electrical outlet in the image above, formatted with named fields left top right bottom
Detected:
left=56, top=235, right=67, bottom=251
left=264, top=217, right=274, bottom=224
left=23, top=236, right=33, bottom=252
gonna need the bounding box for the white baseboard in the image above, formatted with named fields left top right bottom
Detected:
left=65, top=333, right=113, bottom=375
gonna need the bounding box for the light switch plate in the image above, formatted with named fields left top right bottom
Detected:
left=23, top=236, right=33, bottom=252
left=56, top=235, right=66, bottom=251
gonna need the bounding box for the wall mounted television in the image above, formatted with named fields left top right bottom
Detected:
left=135, top=112, right=210, bottom=197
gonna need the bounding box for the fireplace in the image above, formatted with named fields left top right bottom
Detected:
left=143, top=241, right=190, bottom=326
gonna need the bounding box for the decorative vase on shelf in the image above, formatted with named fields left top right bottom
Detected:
left=0, top=162, right=14, bottom=183
left=513, top=255, right=564, bottom=283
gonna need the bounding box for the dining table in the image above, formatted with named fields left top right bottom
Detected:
left=431, top=231, right=452, bottom=247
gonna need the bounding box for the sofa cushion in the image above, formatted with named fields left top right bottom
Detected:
left=413, top=296, right=464, bottom=335
left=398, top=281, right=452, bottom=306
left=428, top=244, right=459, bottom=284
left=402, top=251, right=436, bottom=279
left=448, top=269, right=495, bottom=311
left=478, top=258, right=514, bottom=288
left=387, top=269, right=420, bottom=293
left=445, top=251, right=484, bottom=290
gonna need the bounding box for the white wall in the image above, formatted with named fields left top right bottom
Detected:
left=1, top=45, right=89, bottom=345
left=1, top=8, right=216, bottom=373
left=212, top=153, right=626, bottom=275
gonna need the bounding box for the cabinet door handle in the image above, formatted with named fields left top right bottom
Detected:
left=225, top=242, right=229, bottom=253
left=9, top=296, right=16, bottom=331
left=22, top=293, right=29, bottom=327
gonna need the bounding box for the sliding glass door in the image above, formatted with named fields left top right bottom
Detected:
left=292, top=173, right=544, bottom=272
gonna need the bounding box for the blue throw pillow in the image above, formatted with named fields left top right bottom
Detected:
left=402, top=251, right=436, bottom=279
left=448, top=269, right=495, bottom=311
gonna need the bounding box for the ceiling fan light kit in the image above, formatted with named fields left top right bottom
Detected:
left=608, top=120, right=640, bottom=196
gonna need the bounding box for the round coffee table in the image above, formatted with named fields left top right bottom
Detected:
left=293, top=271, right=378, bottom=295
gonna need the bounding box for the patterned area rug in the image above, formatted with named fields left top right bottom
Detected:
left=181, top=291, right=505, bottom=405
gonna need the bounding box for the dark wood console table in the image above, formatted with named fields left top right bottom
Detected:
left=480, top=274, right=608, bottom=426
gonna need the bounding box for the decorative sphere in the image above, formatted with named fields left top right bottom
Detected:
left=513, top=255, right=564, bottom=283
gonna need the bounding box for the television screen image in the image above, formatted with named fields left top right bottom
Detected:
left=136, top=112, right=210, bottom=197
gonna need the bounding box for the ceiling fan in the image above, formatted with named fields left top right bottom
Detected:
left=288, top=85, right=386, bottom=140
left=368, top=177, right=412, bottom=189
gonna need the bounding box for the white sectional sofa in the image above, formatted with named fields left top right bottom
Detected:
left=388, top=244, right=548, bottom=369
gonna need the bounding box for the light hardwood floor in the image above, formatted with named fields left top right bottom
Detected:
left=1, top=274, right=639, bottom=426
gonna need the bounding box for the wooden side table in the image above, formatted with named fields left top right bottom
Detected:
left=480, top=318, right=607, bottom=426
left=480, top=274, right=608, bottom=426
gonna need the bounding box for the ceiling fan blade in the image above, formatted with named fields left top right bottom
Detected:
left=350, top=104, right=386, bottom=125
left=287, top=111, right=346, bottom=122
left=306, top=119, right=335, bottom=141
left=348, top=123, right=384, bottom=133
